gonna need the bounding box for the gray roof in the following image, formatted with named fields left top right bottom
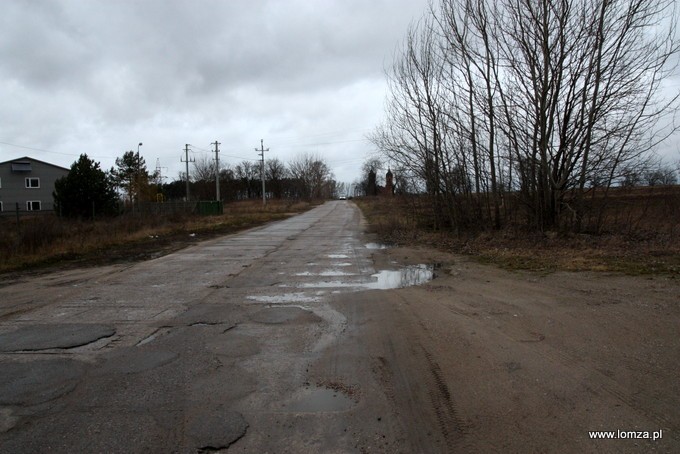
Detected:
left=0, top=156, right=69, bottom=171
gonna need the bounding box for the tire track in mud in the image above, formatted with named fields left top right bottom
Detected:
left=421, top=346, right=467, bottom=447
left=371, top=297, right=467, bottom=452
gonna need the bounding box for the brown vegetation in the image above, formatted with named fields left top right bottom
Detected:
left=0, top=200, right=315, bottom=274
left=371, top=0, right=679, bottom=233
left=355, top=187, right=680, bottom=275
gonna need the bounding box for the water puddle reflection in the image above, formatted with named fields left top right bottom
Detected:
left=365, top=243, right=390, bottom=250
left=297, top=264, right=434, bottom=290
left=365, top=264, right=434, bottom=289
left=296, top=269, right=355, bottom=277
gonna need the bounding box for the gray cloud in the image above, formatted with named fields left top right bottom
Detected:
left=1, top=0, right=432, bottom=182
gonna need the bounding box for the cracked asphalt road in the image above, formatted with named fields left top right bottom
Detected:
left=1, top=200, right=679, bottom=453
left=0, top=201, right=408, bottom=452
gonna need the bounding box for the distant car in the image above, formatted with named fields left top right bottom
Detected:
left=339, top=196, right=347, bottom=200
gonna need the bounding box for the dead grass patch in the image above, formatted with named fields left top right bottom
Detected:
left=355, top=196, right=680, bottom=276
left=0, top=199, right=317, bottom=274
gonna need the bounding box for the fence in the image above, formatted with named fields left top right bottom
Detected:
left=0, top=200, right=227, bottom=227
left=133, top=201, right=198, bottom=216
left=133, top=201, right=223, bottom=216
left=0, top=202, right=55, bottom=227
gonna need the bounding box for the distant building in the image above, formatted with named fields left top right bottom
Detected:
left=366, top=169, right=394, bottom=197
left=383, top=169, right=394, bottom=196
left=0, top=156, right=69, bottom=213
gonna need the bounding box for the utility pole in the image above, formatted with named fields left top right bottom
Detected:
left=155, top=158, right=167, bottom=202
left=133, top=142, right=142, bottom=214
left=255, top=139, right=269, bottom=206
left=180, top=144, right=194, bottom=201
left=212, top=140, right=221, bottom=202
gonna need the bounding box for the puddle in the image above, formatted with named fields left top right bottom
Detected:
left=284, top=387, right=354, bottom=413
left=365, top=243, right=390, bottom=250
left=247, top=293, right=321, bottom=303
left=296, top=269, right=355, bottom=277
left=320, top=270, right=354, bottom=276
left=365, top=265, right=434, bottom=289
left=298, top=281, right=354, bottom=288
left=327, top=254, right=349, bottom=259
left=298, top=264, right=434, bottom=291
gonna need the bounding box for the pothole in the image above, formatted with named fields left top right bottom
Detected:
left=95, top=350, right=178, bottom=374
left=250, top=306, right=321, bottom=324
left=283, top=386, right=355, bottom=413
left=0, top=324, right=116, bottom=352
left=247, top=293, right=321, bottom=304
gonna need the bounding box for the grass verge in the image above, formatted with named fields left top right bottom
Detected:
left=354, top=197, right=679, bottom=276
left=0, top=200, right=316, bottom=275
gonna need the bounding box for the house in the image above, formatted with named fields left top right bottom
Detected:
left=0, top=156, right=69, bottom=213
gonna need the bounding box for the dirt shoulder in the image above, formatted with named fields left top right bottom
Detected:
left=352, top=197, right=680, bottom=276
left=325, top=243, right=680, bottom=452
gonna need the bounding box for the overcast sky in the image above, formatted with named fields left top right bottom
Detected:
left=0, top=0, right=430, bottom=183
left=2, top=0, right=678, bottom=186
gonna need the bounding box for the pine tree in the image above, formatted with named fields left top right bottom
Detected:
left=53, top=154, right=119, bottom=218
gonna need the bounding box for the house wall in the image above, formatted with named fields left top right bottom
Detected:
left=0, top=157, right=69, bottom=213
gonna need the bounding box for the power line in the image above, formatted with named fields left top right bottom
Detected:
left=275, top=138, right=371, bottom=149
left=221, top=153, right=259, bottom=161
left=270, top=128, right=373, bottom=144
left=189, top=144, right=257, bottom=162
left=0, top=140, right=118, bottom=159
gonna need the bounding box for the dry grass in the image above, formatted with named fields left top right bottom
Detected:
left=355, top=193, right=680, bottom=276
left=0, top=199, right=317, bottom=274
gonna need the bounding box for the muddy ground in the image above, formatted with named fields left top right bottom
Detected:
left=0, top=201, right=678, bottom=453
left=343, top=246, right=680, bottom=452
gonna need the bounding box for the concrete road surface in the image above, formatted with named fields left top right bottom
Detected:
left=0, top=201, right=426, bottom=452
left=2, top=201, right=679, bottom=453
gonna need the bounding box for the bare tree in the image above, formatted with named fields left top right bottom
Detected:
left=192, top=155, right=216, bottom=182
left=288, top=153, right=334, bottom=199
left=372, top=0, right=679, bottom=233
left=265, top=158, right=288, bottom=199
left=235, top=160, right=258, bottom=199
left=645, top=164, right=678, bottom=186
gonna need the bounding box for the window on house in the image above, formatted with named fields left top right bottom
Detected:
left=26, top=201, right=41, bottom=211
left=25, top=177, right=40, bottom=188
left=11, top=162, right=32, bottom=172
